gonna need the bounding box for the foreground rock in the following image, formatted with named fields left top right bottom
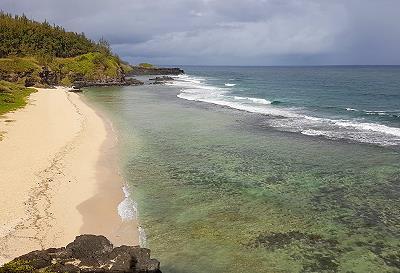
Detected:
left=128, top=67, right=184, bottom=76
left=0, top=235, right=161, bottom=273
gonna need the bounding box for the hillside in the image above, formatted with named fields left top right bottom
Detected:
left=0, top=13, right=139, bottom=115
left=0, top=13, right=101, bottom=58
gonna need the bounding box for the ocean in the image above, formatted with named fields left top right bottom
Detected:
left=84, top=66, right=400, bottom=273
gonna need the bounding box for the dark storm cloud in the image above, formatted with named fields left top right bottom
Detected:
left=1, top=0, right=399, bottom=65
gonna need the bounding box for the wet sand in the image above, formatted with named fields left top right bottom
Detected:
left=0, top=87, right=138, bottom=265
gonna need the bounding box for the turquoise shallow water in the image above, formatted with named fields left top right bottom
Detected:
left=85, top=67, right=400, bottom=273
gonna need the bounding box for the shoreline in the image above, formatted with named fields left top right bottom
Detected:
left=77, top=94, right=139, bottom=246
left=0, top=87, right=138, bottom=265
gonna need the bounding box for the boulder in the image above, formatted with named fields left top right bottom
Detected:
left=0, top=234, right=161, bottom=273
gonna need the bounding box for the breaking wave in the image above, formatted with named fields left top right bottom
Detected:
left=171, top=74, right=400, bottom=147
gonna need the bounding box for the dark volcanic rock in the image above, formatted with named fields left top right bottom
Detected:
left=0, top=67, right=39, bottom=87
left=39, top=66, right=58, bottom=86
left=73, top=78, right=144, bottom=89
left=149, top=76, right=174, bottom=84
left=126, top=78, right=145, bottom=86
left=128, top=67, right=184, bottom=76
left=1, top=234, right=161, bottom=273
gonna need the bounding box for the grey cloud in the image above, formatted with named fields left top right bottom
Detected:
left=1, top=0, right=399, bottom=65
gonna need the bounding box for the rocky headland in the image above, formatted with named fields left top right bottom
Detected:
left=128, top=67, right=184, bottom=76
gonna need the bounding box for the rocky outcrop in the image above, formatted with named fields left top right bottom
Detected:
left=38, top=66, right=58, bottom=86
left=128, top=67, right=184, bottom=76
left=0, top=57, right=145, bottom=89
left=149, top=76, right=174, bottom=84
left=0, top=68, right=39, bottom=87
left=0, top=235, right=161, bottom=273
left=73, top=77, right=144, bottom=89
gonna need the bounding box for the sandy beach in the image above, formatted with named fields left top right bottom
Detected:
left=0, top=87, right=138, bottom=265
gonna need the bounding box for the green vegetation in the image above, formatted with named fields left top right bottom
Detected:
left=0, top=80, right=35, bottom=115
left=0, top=53, right=126, bottom=87
left=0, top=12, right=136, bottom=116
left=49, top=52, right=123, bottom=85
left=0, top=57, right=40, bottom=74
left=0, top=260, right=34, bottom=273
left=0, top=57, right=41, bottom=86
left=121, top=62, right=134, bottom=74
left=0, top=260, right=57, bottom=273
left=0, top=12, right=103, bottom=58
left=138, top=63, right=155, bottom=68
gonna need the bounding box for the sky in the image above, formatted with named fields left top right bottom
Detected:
left=1, top=0, right=400, bottom=65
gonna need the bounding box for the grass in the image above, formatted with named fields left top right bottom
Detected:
left=0, top=260, right=34, bottom=273
left=138, top=62, right=155, bottom=68
left=50, top=52, right=122, bottom=85
left=0, top=80, right=36, bottom=116
left=0, top=57, right=41, bottom=86
left=0, top=57, right=40, bottom=73
left=0, top=52, right=126, bottom=88
left=121, top=62, right=134, bottom=74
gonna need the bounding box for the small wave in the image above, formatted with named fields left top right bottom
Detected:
left=363, top=110, right=400, bottom=118
left=139, top=226, right=147, bottom=247
left=233, top=96, right=271, bottom=105
left=345, top=108, right=400, bottom=118
left=174, top=74, right=400, bottom=146
left=117, top=185, right=138, bottom=221
left=301, top=129, right=327, bottom=136
left=333, top=120, right=400, bottom=137
left=225, top=83, right=236, bottom=87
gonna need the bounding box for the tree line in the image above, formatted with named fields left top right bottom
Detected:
left=0, top=12, right=111, bottom=59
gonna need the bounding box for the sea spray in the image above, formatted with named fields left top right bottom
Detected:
left=117, top=185, right=148, bottom=248
left=138, top=226, right=147, bottom=248
left=117, top=185, right=138, bottom=221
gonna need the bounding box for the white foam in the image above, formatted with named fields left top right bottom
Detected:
left=333, top=120, right=400, bottom=137
left=116, top=186, right=147, bottom=247
left=138, top=226, right=147, bottom=247
left=233, top=96, right=271, bottom=105
left=301, top=129, right=326, bottom=136
left=174, top=74, right=400, bottom=146
left=225, top=83, right=236, bottom=87
left=117, top=185, right=138, bottom=221
left=178, top=90, right=296, bottom=118
left=363, top=110, right=400, bottom=117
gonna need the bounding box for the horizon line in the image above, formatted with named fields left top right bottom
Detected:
left=155, top=64, right=400, bottom=67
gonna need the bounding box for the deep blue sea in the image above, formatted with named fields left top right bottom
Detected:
left=86, top=66, right=400, bottom=273
left=175, top=66, right=400, bottom=147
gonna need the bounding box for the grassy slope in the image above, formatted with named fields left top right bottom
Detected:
left=0, top=52, right=131, bottom=87
left=0, top=57, right=40, bottom=73
left=50, top=52, right=123, bottom=86
left=0, top=13, right=135, bottom=117
left=0, top=57, right=41, bottom=85
left=0, top=52, right=133, bottom=116
left=0, top=80, right=36, bottom=116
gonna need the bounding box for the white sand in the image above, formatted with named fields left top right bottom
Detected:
left=0, top=87, right=138, bottom=265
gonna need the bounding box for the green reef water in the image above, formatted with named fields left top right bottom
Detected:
left=85, top=66, right=400, bottom=273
